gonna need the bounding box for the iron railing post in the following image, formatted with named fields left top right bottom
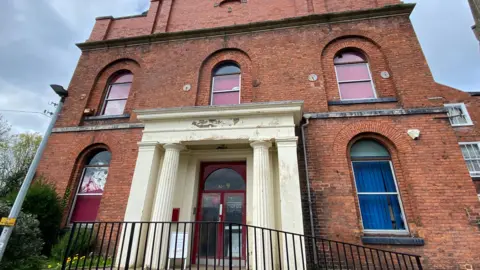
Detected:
left=125, top=223, right=136, bottom=270
left=229, top=223, right=233, bottom=270
left=61, top=223, right=76, bottom=270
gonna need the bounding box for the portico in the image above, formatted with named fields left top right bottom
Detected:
left=121, top=101, right=305, bottom=268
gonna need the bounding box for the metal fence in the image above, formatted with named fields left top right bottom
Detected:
left=61, top=221, right=422, bottom=270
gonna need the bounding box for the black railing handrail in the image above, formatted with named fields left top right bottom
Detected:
left=62, top=221, right=423, bottom=270
left=69, top=221, right=422, bottom=258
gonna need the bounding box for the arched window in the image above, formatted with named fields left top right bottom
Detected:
left=350, top=140, right=407, bottom=232
left=101, top=72, right=133, bottom=115
left=334, top=50, right=376, bottom=100
left=211, top=62, right=241, bottom=105
left=70, top=150, right=111, bottom=222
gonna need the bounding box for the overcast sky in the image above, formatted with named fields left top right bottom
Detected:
left=0, top=0, right=479, bottom=134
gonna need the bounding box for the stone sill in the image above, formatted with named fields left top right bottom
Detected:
left=361, top=236, right=424, bottom=246
left=328, top=97, right=397, bottom=105
left=83, top=114, right=130, bottom=121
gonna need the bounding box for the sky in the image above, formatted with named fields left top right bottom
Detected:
left=0, top=0, right=479, bottom=134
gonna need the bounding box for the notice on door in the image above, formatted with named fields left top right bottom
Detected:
left=169, top=232, right=189, bottom=258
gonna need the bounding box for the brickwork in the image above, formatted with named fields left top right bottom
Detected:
left=36, top=129, right=142, bottom=223
left=305, top=116, right=480, bottom=269
left=34, top=2, right=480, bottom=269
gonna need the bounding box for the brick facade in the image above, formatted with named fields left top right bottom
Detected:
left=35, top=1, right=480, bottom=269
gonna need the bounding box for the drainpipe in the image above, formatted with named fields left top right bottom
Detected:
left=301, top=114, right=317, bottom=263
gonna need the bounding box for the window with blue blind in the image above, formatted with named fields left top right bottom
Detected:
left=351, top=140, right=407, bottom=232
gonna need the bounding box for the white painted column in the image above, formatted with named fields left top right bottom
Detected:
left=276, top=137, right=305, bottom=270
left=117, top=141, right=162, bottom=268
left=250, top=140, right=274, bottom=270
left=146, top=143, right=185, bottom=269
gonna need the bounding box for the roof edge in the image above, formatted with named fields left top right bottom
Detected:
left=78, top=3, right=415, bottom=51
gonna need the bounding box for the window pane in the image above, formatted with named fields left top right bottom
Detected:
left=214, top=64, right=241, bottom=75
left=79, top=167, right=108, bottom=193
left=336, top=63, right=371, bottom=81
left=103, top=100, right=127, bottom=115
left=334, top=51, right=366, bottom=64
left=447, top=107, right=467, bottom=125
left=212, top=92, right=240, bottom=105
left=351, top=140, right=390, bottom=158
left=359, top=194, right=405, bottom=230
left=112, top=73, right=133, bottom=83
left=70, top=195, right=102, bottom=222
left=204, top=168, right=245, bottom=191
left=88, top=151, right=111, bottom=166
left=213, top=75, right=240, bottom=92
left=108, top=83, right=131, bottom=99
left=353, top=161, right=397, bottom=192
left=339, top=81, right=375, bottom=100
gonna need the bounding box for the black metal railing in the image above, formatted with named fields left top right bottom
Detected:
left=61, top=221, right=422, bottom=270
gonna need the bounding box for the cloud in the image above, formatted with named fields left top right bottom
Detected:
left=0, top=0, right=478, bottom=134
left=0, top=0, right=149, bottom=134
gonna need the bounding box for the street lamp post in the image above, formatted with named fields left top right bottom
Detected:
left=0, top=85, right=68, bottom=262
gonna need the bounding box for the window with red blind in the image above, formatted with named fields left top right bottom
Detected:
left=334, top=51, right=376, bottom=100
left=69, top=150, right=111, bottom=223
left=211, top=63, right=241, bottom=105
left=101, top=72, right=133, bottom=115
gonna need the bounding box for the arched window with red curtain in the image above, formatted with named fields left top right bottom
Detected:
left=69, top=150, right=111, bottom=223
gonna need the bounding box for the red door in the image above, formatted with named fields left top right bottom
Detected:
left=193, top=162, right=246, bottom=266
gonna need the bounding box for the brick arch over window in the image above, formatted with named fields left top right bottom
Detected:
left=66, top=143, right=112, bottom=223
left=85, top=58, right=140, bottom=117
left=196, top=49, right=253, bottom=106
left=333, top=122, right=412, bottom=156
left=320, top=35, right=397, bottom=102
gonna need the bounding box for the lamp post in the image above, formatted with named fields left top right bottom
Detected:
left=0, top=85, right=68, bottom=262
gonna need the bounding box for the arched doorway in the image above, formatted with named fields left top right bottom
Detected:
left=194, top=162, right=246, bottom=266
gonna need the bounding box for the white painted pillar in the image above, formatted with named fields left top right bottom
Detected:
left=146, top=143, right=185, bottom=269
left=250, top=140, right=274, bottom=270
left=276, top=137, right=305, bottom=270
left=117, top=141, right=162, bottom=268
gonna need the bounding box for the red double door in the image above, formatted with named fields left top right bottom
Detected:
left=193, top=162, right=247, bottom=266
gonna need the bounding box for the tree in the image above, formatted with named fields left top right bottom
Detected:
left=0, top=115, right=11, bottom=145
left=0, top=132, right=42, bottom=197
left=5, top=179, right=63, bottom=255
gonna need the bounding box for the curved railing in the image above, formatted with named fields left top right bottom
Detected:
left=61, top=221, right=422, bottom=269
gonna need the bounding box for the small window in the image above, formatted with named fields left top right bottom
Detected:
left=211, top=62, right=241, bottom=105
left=459, top=143, right=480, bottom=177
left=334, top=50, right=376, bottom=100
left=445, top=103, right=473, bottom=126
left=70, top=150, right=111, bottom=222
left=350, top=140, right=407, bottom=233
left=101, top=72, right=133, bottom=115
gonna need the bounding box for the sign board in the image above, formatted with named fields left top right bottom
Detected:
left=0, top=217, right=16, bottom=227
left=169, top=232, right=188, bottom=258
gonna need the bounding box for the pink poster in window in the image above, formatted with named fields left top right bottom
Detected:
left=213, top=75, right=240, bottom=92
left=80, top=167, right=108, bottom=194
left=212, top=92, right=240, bottom=105
left=339, top=82, right=375, bottom=100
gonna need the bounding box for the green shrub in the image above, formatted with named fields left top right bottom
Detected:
left=0, top=202, right=44, bottom=270
left=5, top=178, right=63, bottom=255
left=51, top=227, right=94, bottom=262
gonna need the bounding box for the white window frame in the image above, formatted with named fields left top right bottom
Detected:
left=444, top=103, right=473, bottom=127
left=459, top=142, right=480, bottom=177
left=210, top=74, right=242, bottom=105
left=334, top=62, right=377, bottom=101
left=351, top=160, right=409, bottom=235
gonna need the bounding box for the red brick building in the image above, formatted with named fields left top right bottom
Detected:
left=37, top=0, right=480, bottom=269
